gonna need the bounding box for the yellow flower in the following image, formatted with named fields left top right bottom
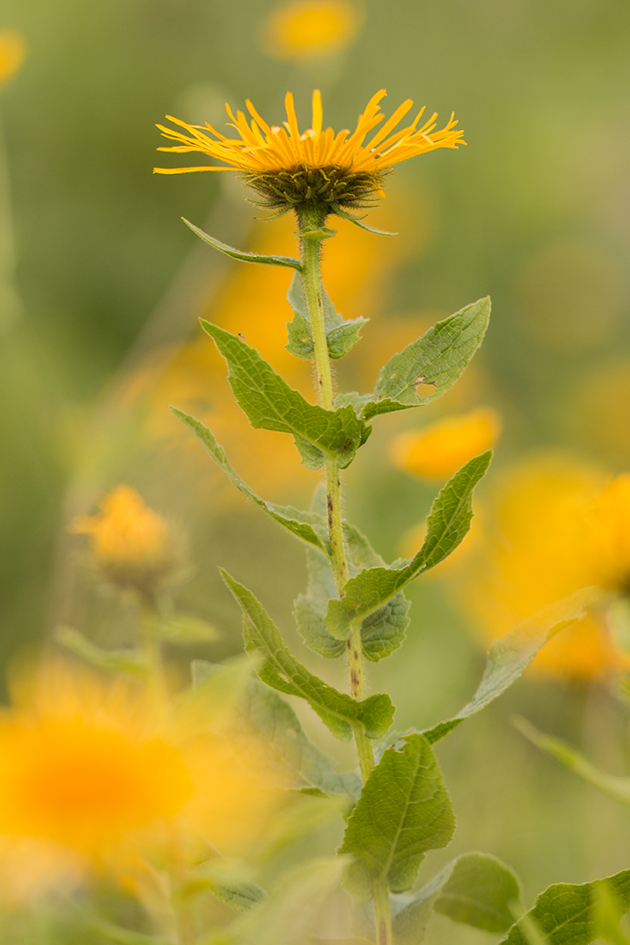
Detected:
left=70, top=485, right=176, bottom=594
left=259, top=0, right=361, bottom=60
left=154, top=89, right=464, bottom=214
left=0, top=30, right=26, bottom=91
left=0, top=661, right=283, bottom=898
left=453, top=455, right=630, bottom=679
left=391, top=407, right=501, bottom=480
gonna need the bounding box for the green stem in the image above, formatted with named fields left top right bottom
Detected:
left=298, top=207, right=391, bottom=945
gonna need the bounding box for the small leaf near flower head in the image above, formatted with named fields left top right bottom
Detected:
left=182, top=218, right=302, bottom=270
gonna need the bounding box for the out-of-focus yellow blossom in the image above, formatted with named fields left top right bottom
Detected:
left=259, top=0, right=361, bottom=60
left=0, top=661, right=283, bottom=899
left=454, top=455, right=630, bottom=679
left=70, top=485, right=176, bottom=594
left=391, top=407, right=501, bottom=480
left=0, top=30, right=25, bottom=91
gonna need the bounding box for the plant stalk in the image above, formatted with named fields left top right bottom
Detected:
left=299, top=208, right=392, bottom=945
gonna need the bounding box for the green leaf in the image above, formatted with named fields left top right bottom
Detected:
left=56, top=627, right=148, bottom=676
left=422, top=588, right=597, bottom=745
left=326, top=452, right=491, bottom=641
left=498, top=870, right=630, bottom=945
left=513, top=717, right=630, bottom=807
left=339, top=733, right=454, bottom=900
left=332, top=205, right=398, bottom=236
left=228, top=857, right=348, bottom=945
left=171, top=408, right=330, bottom=557
left=295, top=514, right=410, bottom=661
left=155, top=615, right=219, bottom=643
left=221, top=569, right=394, bottom=741
left=241, top=679, right=361, bottom=798
left=286, top=272, right=368, bottom=360
left=201, top=322, right=368, bottom=469
left=393, top=853, right=521, bottom=944
left=371, top=297, right=491, bottom=410
left=192, top=866, right=266, bottom=913
left=182, top=218, right=302, bottom=269
left=434, top=853, right=521, bottom=932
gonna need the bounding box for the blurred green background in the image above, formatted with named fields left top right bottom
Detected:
left=3, top=0, right=630, bottom=933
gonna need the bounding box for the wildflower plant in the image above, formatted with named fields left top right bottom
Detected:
left=148, top=88, right=630, bottom=945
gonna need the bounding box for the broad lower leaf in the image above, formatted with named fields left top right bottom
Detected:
left=294, top=545, right=345, bottom=658
left=372, top=297, right=491, bottom=409
left=340, top=733, right=454, bottom=900
left=498, top=869, right=630, bottom=945
left=221, top=570, right=394, bottom=741
left=514, top=717, right=630, bottom=807
left=327, top=452, right=491, bottom=641
left=241, top=679, right=361, bottom=798
left=393, top=853, right=520, bottom=944
left=183, top=218, right=302, bottom=270
left=172, top=408, right=330, bottom=556
left=202, top=322, right=368, bottom=469
left=422, top=588, right=596, bottom=745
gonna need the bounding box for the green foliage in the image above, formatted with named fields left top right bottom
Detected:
left=369, top=297, right=491, bottom=412
left=422, top=588, right=595, bottom=744
left=295, top=519, right=411, bottom=661
left=326, top=452, right=491, bottom=641
left=240, top=679, right=361, bottom=798
left=182, top=219, right=302, bottom=270
left=340, top=733, right=454, bottom=900
left=56, top=626, right=148, bottom=676
left=221, top=569, right=394, bottom=741
left=498, top=870, right=630, bottom=945
left=152, top=614, right=219, bottom=643
left=514, top=717, right=630, bottom=806
left=393, top=853, right=521, bottom=944
left=171, top=408, right=330, bottom=557
left=224, top=857, right=348, bottom=945
left=192, top=869, right=266, bottom=913
left=285, top=271, right=368, bottom=361
left=201, top=321, right=369, bottom=469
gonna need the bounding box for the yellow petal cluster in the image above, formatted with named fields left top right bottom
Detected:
left=70, top=485, right=175, bottom=592
left=155, top=89, right=464, bottom=178
left=391, top=407, right=501, bottom=480
left=0, top=30, right=25, bottom=91
left=259, top=0, right=361, bottom=60
left=454, top=455, right=630, bottom=678
left=0, top=661, right=283, bottom=897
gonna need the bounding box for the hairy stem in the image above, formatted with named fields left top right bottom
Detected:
left=299, top=209, right=391, bottom=945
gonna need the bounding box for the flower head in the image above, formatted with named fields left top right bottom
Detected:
left=155, top=90, right=464, bottom=215
left=0, top=661, right=283, bottom=898
left=259, top=0, right=361, bottom=60
left=391, top=407, right=501, bottom=480
left=70, top=485, right=176, bottom=594
left=0, top=30, right=26, bottom=91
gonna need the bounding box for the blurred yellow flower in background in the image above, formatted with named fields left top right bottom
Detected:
left=0, top=30, right=25, bottom=91
left=70, top=485, right=177, bottom=594
left=453, top=455, right=630, bottom=678
left=391, top=406, right=501, bottom=480
left=258, top=0, right=362, bottom=60
left=0, top=661, right=283, bottom=899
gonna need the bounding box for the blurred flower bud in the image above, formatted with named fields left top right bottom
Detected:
left=70, top=485, right=177, bottom=596
left=258, top=0, right=362, bottom=60
left=0, top=30, right=26, bottom=91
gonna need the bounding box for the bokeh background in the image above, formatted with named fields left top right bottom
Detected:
left=3, top=0, right=630, bottom=937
